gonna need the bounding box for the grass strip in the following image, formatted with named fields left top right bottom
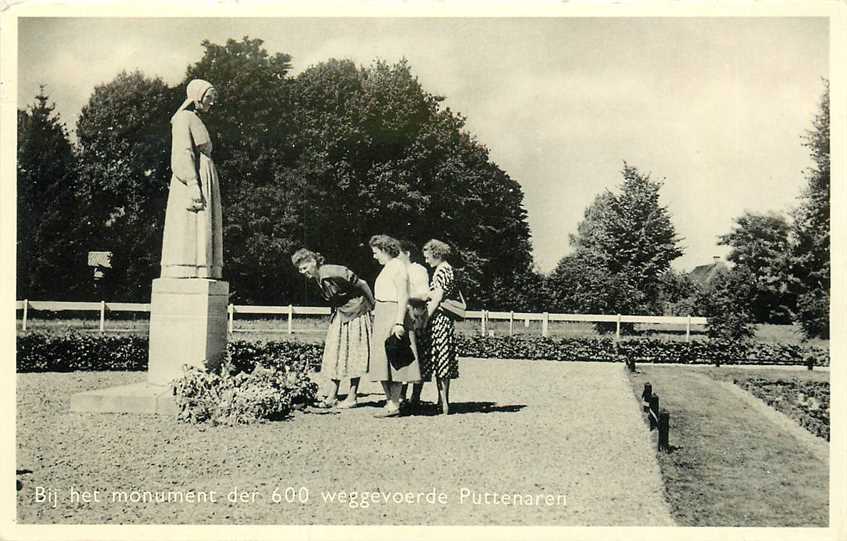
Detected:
left=627, top=366, right=828, bottom=527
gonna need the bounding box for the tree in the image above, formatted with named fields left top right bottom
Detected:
left=17, top=88, right=86, bottom=300
left=62, top=38, right=536, bottom=308
left=790, top=80, right=829, bottom=338
left=183, top=37, right=299, bottom=304
left=718, top=211, right=794, bottom=323
left=207, top=50, right=534, bottom=307
left=547, top=163, right=684, bottom=320
left=657, top=269, right=703, bottom=316
left=698, top=267, right=757, bottom=342
left=75, top=70, right=180, bottom=300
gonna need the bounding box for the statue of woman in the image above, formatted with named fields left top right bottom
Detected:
left=160, top=79, right=223, bottom=279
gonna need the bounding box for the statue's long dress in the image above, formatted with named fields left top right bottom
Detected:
left=160, top=109, right=223, bottom=279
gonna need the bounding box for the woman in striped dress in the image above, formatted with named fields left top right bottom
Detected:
left=420, top=239, right=459, bottom=415
left=291, top=248, right=374, bottom=409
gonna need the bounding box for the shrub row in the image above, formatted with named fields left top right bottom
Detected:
left=16, top=332, right=829, bottom=373
left=455, top=335, right=830, bottom=367
left=15, top=332, right=324, bottom=373
left=16, top=332, right=149, bottom=372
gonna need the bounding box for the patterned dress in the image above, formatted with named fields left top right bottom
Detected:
left=316, top=265, right=373, bottom=379
left=420, top=262, right=459, bottom=381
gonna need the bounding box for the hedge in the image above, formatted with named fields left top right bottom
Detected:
left=456, top=335, right=829, bottom=367
left=15, top=332, right=829, bottom=373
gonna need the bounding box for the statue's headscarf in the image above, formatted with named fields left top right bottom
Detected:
left=172, top=79, right=214, bottom=122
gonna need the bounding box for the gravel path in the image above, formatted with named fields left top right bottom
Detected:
left=17, top=359, right=674, bottom=526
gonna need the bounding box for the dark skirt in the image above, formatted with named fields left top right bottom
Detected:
left=420, top=310, right=459, bottom=380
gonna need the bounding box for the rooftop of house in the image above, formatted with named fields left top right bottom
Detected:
left=689, top=256, right=728, bottom=286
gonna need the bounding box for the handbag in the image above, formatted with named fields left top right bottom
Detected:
left=440, top=290, right=467, bottom=321
left=385, top=332, right=414, bottom=369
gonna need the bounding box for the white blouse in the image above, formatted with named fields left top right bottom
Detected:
left=374, top=258, right=407, bottom=302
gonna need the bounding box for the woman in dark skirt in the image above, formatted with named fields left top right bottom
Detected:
left=398, top=239, right=431, bottom=410
left=366, top=235, right=422, bottom=418
left=291, top=248, right=374, bottom=409
left=420, top=239, right=459, bottom=415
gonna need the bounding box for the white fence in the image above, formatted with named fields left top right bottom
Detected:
left=16, top=299, right=708, bottom=340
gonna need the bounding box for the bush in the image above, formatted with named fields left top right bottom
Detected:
left=15, top=333, right=323, bottom=373
left=455, top=335, right=829, bottom=366
left=228, top=340, right=323, bottom=373
left=699, top=267, right=757, bottom=342
left=16, top=332, right=148, bottom=372
left=172, top=356, right=319, bottom=426
left=795, top=289, right=830, bottom=339
left=16, top=331, right=828, bottom=374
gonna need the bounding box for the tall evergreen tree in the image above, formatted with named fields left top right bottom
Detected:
left=17, top=88, right=85, bottom=299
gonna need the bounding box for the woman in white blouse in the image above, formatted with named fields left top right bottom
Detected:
left=367, top=235, right=422, bottom=417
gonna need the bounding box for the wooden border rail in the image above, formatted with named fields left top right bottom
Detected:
left=469, top=310, right=706, bottom=340
left=16, top=299, right=706, bottom=338
left=641, top=382, right=670, bottom=452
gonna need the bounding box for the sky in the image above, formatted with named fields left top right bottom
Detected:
left=16, top=16, right=829, bottom=273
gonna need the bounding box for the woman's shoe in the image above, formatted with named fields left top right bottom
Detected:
left=336, top=398, right=358, bottom=409
left=374, top=406, right=401, bottom=418
left=314, top=397, right=338, bottom=409
left=403, top=399, right=420, bottom=415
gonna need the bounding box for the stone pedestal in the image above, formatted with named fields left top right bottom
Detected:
left=70, top=382, right=179, bottom=415
left=148, top=278, right=229, bottom=384
left=70, top=278, right=229, bottom=414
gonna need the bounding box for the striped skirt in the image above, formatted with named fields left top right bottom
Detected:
left=321, top=310, right=372, bottom=379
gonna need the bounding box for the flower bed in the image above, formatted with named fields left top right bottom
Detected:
left=173, top=358, right=319, bottom=425
left=734, top=377, right=830, bottom=440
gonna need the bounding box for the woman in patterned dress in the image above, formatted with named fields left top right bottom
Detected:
left=161, top=79, right=224, bottom=279
left=421, top=239, right=459, bottom=415
left=367, top=235, right=422, bottom=418
left=291, top=248, right=375, bottom=409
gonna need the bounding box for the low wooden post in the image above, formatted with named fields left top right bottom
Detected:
left=509, top=311, right=514, bottom=337
left=287, top=304, right=294, bottom=335
left=481, top=310, right=487, bottom=337
left=524, top=316, right=530, bottom=328
left=227, top=304, right=234, bottom=334
left=616, top=314, right=621, bottom=341
left=542, top=312, right=549, bottom=338
left=22, top=299, right=28, bottom=331
left=658, top=410, right=670, bottom=451
left=649, top=395, right=660, bottom=430
left=641, top=382, right=652, bottom=412
left=99, top=300, right=106, bottom=333
left=685, top=315, right=691, bottom=342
